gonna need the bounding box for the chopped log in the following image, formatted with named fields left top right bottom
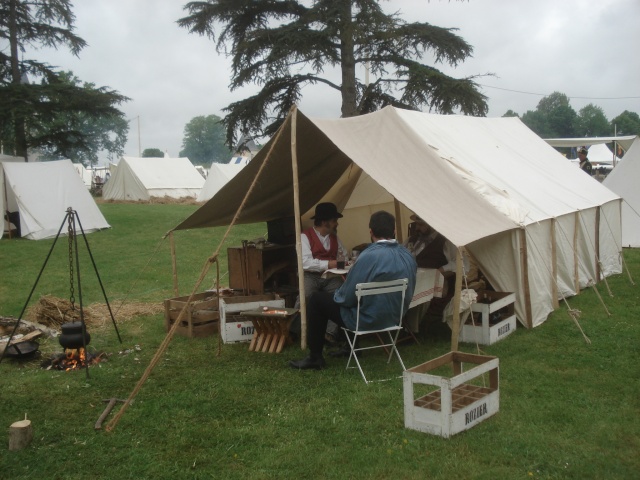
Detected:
left=9, top=419, right=33, bottom=451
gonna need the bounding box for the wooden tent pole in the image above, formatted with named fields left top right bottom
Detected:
left=574, top=212, right=580, bottom=294
left=550, top=218, right=559, bottom=309
left=169, top=231, right=179, bottom=297
left=393, top=198, right=404, bottom=243
left=519, top=228, right=533, bottom=329
left=290, top=106, right=307, bottom=350
left=450, top=249, right=463, bottom=352
left=595, top=207, right=601, bottom=282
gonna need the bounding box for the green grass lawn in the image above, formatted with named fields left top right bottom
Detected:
left=1, top=203, right=639, bottom=479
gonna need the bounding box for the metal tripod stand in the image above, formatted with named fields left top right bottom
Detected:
left=0, top=207, right=122, bottom=378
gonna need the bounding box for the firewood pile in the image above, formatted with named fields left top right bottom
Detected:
left=23, top=295, right=163, bottom=329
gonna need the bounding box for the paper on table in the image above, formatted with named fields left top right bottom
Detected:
left=321, top=265, right=351, bottom=278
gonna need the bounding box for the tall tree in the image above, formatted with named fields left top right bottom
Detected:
left=178, top=0, right=488, bottom=146
left=142, top=148, right=164, bottom=158
left=33, top=71, right=129, bottom=166
left=179, top=114, right=230, bottom=165
left=611, top=110, right=640, bottom=136
left=575, top=104, right=610, bottom=137
left=0, top=0, right=128, bottom=160
left=521, top=92, right=577, bottom=138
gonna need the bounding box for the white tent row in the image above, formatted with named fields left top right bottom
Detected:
left=174, top=106, right=623, bottom=329
left=603, top=137, right=640, bottom=247
left=103, top=156, right=205, bottom=201
left=197, top=163, right=245, bottom=202
left=1, top=159, right=110, bottom=240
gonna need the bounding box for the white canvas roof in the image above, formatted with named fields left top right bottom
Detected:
left=173, top=107, right=622, bottom=328
left=603, top=137, right=640, bottom=247
left=197, top=163, right=245, bottom=202
left=544, top=135, right=637, bottom=151
left=102, top=156, right=205, bottom=201
left=1, top=159, right=110, bottom=240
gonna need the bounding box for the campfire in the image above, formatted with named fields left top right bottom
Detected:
left=41, top=347, right=106, bottom=372
left=40, top=320, right=106, bottom=371
left=42, top=347, right=106, bottom=371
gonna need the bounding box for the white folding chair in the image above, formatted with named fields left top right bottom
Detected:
left=341, top=278, right=409, bottom=384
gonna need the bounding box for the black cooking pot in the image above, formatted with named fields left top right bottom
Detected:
left=59, top=322, right=91, bottom=349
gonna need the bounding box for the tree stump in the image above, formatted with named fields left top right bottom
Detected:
left=9, top=419, right=33, bottom=451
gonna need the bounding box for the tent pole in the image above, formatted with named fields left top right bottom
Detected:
left=450, top=249, right=463, bottom=351
left=574, top=212, right=580, bottom=294
left=550, top=218, right=559, bottom=308
left=3, top=169, right=12, bottom=239
left=519, top=228, right=533, bottom=329
left=393, top=198, right=404, bottom=243
left=169, top=231, right=179, bottom=297
left=595, top=207, right=601, bottom=282
left=290, top=106, right=307, bottom=350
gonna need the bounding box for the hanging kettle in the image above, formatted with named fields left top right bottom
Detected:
left=59, top=321, right=91, bottom=350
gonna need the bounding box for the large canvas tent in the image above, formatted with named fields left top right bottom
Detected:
left=103, top=156, right=205, bottom=201
left=603, top=137, right=640, bottom=247
left=197, top=163, right=245, bottom=202
left=1, top=159, right=110, bottom=240
left=173, top=106, right=622, bottom=329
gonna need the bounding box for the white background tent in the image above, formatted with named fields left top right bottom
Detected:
left=1, top=159, right=110, bottom=240
left=603, top=137, right=640, bottom=247
left=174, top=107, right=622, bottom=329
left=586, top=143, right=621, bottom=165
left=103, top=156, right=205, bottom=201
left=72, top=162, right=93, bottom=188
left=197, top=163, right=245, bottom=202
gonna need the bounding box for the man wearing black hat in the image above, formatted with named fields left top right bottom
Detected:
left=578, top=147, right=593, bottom=175
left=291, top=202, right=349, bottom=342
left=289, top=210, right=417, bottom=370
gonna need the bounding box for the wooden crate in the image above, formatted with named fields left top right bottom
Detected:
left=220, top=294, right=285, bottom=344
left=460, top=290, right=516, bottom=345
left=164, top=291, right=221, bottom=338
left=403, top=352, right=499, bottom=438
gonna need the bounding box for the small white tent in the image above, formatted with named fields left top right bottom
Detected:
left=72, top=162, right=93, bottom=188
left=603, top=137, right=640, bottom=247
left=586, top=143, right=621, bottom=165
left=197, top=163, right=245, bottom=202
left=174, top=107, right=623, bottom=329
left=1, top=159, right=110, bottom=240
left=102, top=156, right=205, bottom=201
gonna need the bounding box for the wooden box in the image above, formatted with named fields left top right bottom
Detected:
left=220, top=294, right=285, bottom=344
left=164, top=291, right=221, bottom=338
left=228, top=244, right=297, bottom=295
left=403, top=352, right=499, bottom=438
left=460, top=290, right=516, bottom=345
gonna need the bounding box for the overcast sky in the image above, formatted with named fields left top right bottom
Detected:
left=21, top=0, right=640, bottom=164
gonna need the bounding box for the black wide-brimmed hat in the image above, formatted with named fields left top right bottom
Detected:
left=311, top=202, right=343, bottom=220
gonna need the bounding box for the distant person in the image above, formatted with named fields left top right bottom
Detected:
left=578, top=147, right=593, bottom=175
left=289, top=210, right=417, bottom=370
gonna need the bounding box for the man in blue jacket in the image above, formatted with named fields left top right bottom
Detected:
left=289, top=210, right=417, bottom=370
